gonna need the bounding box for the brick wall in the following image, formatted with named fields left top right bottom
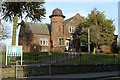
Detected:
left=19, top=33, right=50, bottom=52
left=50, top=16, right=65, bottom=51
left=101, top=45, right=112, bottom=53
left=64, top=13, right=84, bottom=40
left=64, top=14, right=84, bottom=50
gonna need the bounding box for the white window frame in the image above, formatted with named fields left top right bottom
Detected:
left=69, top=26, right=75, bottom=33
left=40, top=38, right=48, bottom=46
left=46, top=39, right=48, bottom=46
left=40, top=38, right=43, bottom=45
left=72, top=27, right=74, bottom=32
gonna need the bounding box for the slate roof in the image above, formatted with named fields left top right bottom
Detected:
left=24, top=22, right=50, bottom=35
left=63, top=16, right=74, bottom=25
left=63, top=13, right=83, bottom=25
left=22, top=13, right=82, bottom=35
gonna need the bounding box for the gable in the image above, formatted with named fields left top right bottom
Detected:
left=63, top=17, right=74, bottom=25
left=63, top=13, right=84, bottom=26
left=63, top=13, right=84, bottom=36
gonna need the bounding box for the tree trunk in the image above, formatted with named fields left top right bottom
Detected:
left=93, top=46, right=99, bottom=54
left=12, top=14, right=18, bottom=45
left=93, top=47, right=96, bottom=54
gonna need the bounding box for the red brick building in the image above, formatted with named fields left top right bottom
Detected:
left=19, top=8, right=84, bottom=52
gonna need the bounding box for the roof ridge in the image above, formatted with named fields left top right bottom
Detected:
left=24, top=22, right=46, bottom=24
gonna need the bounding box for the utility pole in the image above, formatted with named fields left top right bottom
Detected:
left=88, top=28, right=91, bottom=54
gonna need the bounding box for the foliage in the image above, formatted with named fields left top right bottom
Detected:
left=75, top=8, right=115, bottom=47
left=1, top=2, right=46, bottom=22
left=1, top=2, right=46, bottom=45
left=0, top=20, right=10, bottom=41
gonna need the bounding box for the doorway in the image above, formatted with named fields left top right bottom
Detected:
left=65, top=40, right=69, bottom=51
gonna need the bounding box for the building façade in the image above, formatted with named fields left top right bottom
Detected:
left=19, top=8, right=84, bottom=52
left=19, top=8, right=117, bottom=53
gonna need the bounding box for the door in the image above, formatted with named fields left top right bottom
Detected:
left=65, top=40, right=69, bottom=51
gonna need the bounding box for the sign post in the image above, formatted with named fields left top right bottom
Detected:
left=6, top=46, right=22, bottom=65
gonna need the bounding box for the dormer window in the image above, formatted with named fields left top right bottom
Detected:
left=69, top=26, right=75, bottom=33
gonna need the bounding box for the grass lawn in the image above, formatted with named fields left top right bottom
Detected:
left=21, top=52, right=68, bottom=64
left=2, top=51, right=120, bottom=65
left=2, top=52, right=69, bottom=65
left=61, top=53, right=120, bottom=64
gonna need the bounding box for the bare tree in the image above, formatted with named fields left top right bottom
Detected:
left=0, top=20, right=10, bottom=41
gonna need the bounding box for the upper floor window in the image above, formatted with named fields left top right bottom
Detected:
left=40, top=38, right=48, bottom=46
left=58, top=26, right=61, bottom=32
left=69, top=26, right=75, bottom=33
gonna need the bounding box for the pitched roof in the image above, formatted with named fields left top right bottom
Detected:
left=63, top=16, right=74, bottom=25
left=24, top=22, right=50, bottom=35
left=63, top=13, right=82, bottom=25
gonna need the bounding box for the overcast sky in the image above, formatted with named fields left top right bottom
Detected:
left=1, top=0, right=119, bottom=46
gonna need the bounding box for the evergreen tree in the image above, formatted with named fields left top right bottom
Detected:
left=1, top=2, right=46, bottom=45
left=76, top=8, right=115, bottom=53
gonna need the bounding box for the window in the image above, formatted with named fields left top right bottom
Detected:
left=43, top=39, right=45, bottom=45
left=40, top=38, right=48, bottom=46
left=58, top=26, right=61, bottom=32
left=46, top=39, right=48, bottom=46
left=69, top=26, right=72, bottom=32
left=69, top=26, right=75, bottom=33
left=72, top=27, right=74, bottom=32
left=59, top=38, right=64, bottom=45
left=40, top=39, right=42, bottom=45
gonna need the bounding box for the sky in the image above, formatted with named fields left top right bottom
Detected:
left=1, top=1, right=119, bottom=46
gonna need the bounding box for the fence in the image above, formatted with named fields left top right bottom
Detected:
left=2, top=52, right=120, bottom=78
left=2, top=52, right=120, bottom=65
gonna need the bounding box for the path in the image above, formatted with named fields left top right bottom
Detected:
left=41, top=52, right=80, bottom=64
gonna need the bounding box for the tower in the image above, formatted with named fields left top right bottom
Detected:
left=49, top=8, right=65, bottom=51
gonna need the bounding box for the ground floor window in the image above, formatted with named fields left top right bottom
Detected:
left=40, top=38, right=48, bottom=46
left=59, top=38, right=64, bottom=45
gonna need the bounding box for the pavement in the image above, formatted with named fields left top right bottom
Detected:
left=2, top=71, right=120, bottom=80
